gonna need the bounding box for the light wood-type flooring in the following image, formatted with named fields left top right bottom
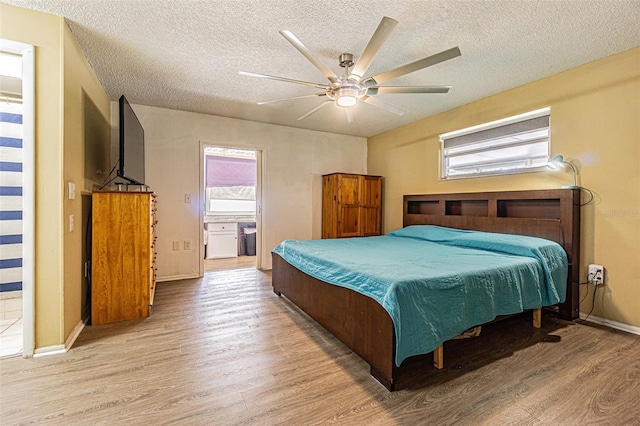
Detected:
left=205, top=255, right=256, bottom=272
left=1, top=268, right=639, bottom=425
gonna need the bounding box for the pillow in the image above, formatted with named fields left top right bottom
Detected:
left=388, top=225, right=472, bottom=243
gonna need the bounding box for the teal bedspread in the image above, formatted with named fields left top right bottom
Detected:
left=272, top=225, right=568, bottom=366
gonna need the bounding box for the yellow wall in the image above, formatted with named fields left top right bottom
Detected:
left=1, top=4, right=111, bottom=349
left=368, top=47, right=640, bottom=328
left=1, top=3, right=65, bottom=348
left=63, top=23, right=111, bottom=338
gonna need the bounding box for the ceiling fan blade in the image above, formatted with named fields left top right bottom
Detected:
left=350, top=16, right=398, bottom=80
left=365, top=46, right=461, bottom=86
left=257, top=93, right=327, bottom=105
left=363, top=96, right=406, bottom=116
left=239, top=71, right=330, bottom=89
left=368, top=85, right=451, bottom=95
left=298, top=100, right=333, bottom=121
left=345, top=108, right=355, bottom=123
left=279, top=30, right=339, bottom=83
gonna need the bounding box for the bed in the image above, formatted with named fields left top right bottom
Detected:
left=272, top=189, right=580, bottom=390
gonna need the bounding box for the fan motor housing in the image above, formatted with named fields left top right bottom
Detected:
left=327, top=79, right=367, bottom=107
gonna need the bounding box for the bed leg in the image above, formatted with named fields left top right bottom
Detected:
left=273, top=288, right=281, bottom=297
left=533, top=308, right=542, bottom=328
left=433, top=344, right=444, bottom=369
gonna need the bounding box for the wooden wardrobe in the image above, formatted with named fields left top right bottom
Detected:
left=322, top=173, right=382, bottom=239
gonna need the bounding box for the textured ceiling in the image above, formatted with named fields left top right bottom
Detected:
left=4, top=0, right=640, bottom=137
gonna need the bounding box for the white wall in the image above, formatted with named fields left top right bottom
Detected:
left=112, top=103, right=367, bottom=279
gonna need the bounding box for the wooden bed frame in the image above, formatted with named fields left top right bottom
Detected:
left=272, top=189, right=580, bottom=390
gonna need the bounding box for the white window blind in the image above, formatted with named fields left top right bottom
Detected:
left=440, top=108, right=550, bottom=179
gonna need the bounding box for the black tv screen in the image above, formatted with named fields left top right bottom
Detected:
left=117, top=95, right=145, bottom=185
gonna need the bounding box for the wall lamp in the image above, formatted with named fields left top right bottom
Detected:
left=547, top=154, right=578, bottom=188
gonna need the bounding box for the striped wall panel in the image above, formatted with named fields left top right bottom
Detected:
left=0, top=103, right=23, bottom=293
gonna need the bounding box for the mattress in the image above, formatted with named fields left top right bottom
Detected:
left=272, top=225, right=568, bottom=366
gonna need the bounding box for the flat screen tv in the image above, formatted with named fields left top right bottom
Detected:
left=117, top=95, right=145, bottom=185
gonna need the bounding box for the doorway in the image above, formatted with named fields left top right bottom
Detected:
left=0, top=39, right=35, bottom=358
left=201, top=145, right=262, bottom=273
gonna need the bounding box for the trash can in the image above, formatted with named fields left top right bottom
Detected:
left=243, top=228, right=256, bottom=256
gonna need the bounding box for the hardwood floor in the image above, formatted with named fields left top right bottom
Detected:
left=205, top=255, right=256, bottom=272
left=1, top=268, right=639, bottom=425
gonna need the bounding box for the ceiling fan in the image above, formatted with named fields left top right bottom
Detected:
left=240, top=16, right=461, bottom=123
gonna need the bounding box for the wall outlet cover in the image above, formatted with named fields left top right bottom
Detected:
left=588, top=264, right=604, bottom=286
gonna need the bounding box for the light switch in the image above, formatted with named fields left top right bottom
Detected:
left=185, top=194, right=191, bottom=203
left=69, top=214, right=74, bottom=232
left=68, top=182, right=76, bottom=200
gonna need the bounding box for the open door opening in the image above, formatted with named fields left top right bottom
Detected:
left=200, top=146, right=262, bottom=272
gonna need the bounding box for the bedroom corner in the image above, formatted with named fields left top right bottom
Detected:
left=367, top=47, right=640, bottom=332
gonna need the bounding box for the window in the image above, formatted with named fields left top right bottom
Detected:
left=204, top=147, right=257, bottom=216
left=440, top=107, right=550, bottom=179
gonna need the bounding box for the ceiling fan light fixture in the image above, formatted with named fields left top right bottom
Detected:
left=336, top=94, right=358, bottom=108
left=330, top=85, right=366, bottom=108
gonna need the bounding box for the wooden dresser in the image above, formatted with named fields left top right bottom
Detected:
left=322, top=173, right=382, bottom=239
left=91, top=191, right=157, bottom=325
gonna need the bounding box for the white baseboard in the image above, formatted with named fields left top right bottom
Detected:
left=579, top=313, right=640, bottom=335
left=33, top=317, right=87, bottom=358
left=157, top=273, right=200, bottom=283
left=33, top=345, right=65, bottom=357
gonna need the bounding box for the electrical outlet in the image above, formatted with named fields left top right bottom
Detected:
left=184, top=240, right=191, bottom=250
left=172, top=241, right=180, bottom=251
left=588, top=264, right=604, bottom=286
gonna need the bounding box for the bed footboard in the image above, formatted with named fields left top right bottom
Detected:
left=272, top=253, right=397, bottom=390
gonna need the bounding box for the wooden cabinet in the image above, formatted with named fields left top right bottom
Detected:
left=91, top=191, right=157, bottom=325
left=322, top=173, right=382, bottom=239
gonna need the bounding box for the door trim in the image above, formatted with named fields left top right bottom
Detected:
left=0, top=39, right=35, bottom=356
left=199, top=142, right=265, bottom=273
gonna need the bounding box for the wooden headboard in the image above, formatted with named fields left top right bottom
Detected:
left=403, top=189, right=580, bottom=320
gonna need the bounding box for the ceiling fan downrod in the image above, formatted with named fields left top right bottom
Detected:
left=330, top=53, right=366, bottom=108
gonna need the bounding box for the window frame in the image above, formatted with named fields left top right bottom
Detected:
left=439, top=107, right=551, bottom=180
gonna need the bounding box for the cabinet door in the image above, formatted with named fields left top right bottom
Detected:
left=209, top=231, right=238, bottom=259
left=322, top=175, right=337, bottom=239
left=360, top=176, right=382, bottom=236
left=337, top=174, right=361, bottom=237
